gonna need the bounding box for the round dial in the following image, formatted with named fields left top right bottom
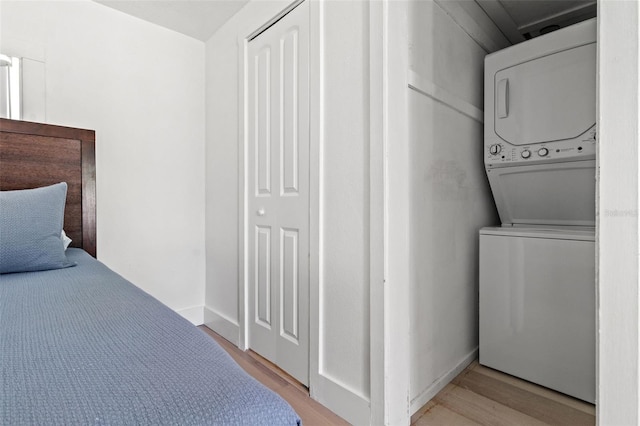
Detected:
left=521, top=150, right=531, bottom=159
left=489, top=144, right=501, bottom=155
left=538, top=148, right=549, bottom=157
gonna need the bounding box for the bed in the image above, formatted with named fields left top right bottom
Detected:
left=0, top=118, right=301, bottom=425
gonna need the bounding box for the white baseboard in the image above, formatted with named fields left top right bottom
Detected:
left=311, top=373, right=370, bottom=425
left=410, top=347, right=478, bottom=415
left=203, top=306, right=240, bottom=346
left=177, top=305, right=204, bottom=325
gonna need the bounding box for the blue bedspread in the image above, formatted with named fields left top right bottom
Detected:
left=0, top=249, right=301, bottom=425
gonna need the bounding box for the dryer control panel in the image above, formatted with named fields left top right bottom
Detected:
left=485, top=125, right=596, bottom=168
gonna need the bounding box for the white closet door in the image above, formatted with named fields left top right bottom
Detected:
left=247, top=0, right=309, bottom=386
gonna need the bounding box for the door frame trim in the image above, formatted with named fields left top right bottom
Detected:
left=236, top=0, right=319, bottom=391
left=369, top=1, right=411, bottom=424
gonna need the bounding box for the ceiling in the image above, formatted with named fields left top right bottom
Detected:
left=477, top=0, right=597, bottom=43
left=93, top=0, right=597, bottom=44
left=94, top=0, right=249, bottom=41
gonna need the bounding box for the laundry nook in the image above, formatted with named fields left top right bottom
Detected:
left=479, top=19, right=596, bottom=404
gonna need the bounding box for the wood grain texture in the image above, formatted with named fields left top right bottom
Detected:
left=435, top=383, right=549, bottom=426
left=0, top=118, right=96, bottom=257
left=413, top=362, right=595, bottom=426
left=456, top=367, right=595, bottom=424
left=413, top=400, right=480, bottom=426
left=198, top=326, right=348, bottom=426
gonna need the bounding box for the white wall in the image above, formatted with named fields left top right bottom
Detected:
left=204, top=1, right=371, bottom=423
left=597, top=0, right=640, bottom=424
left=320, top=0, right=370, bottom=405
left=0, top=0, right=206, bottom=323
left=405, top=0, right=500, bottom=413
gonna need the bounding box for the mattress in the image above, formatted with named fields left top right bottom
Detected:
left=0, top=249, right=301, bottom=425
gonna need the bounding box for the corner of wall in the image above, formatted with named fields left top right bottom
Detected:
left=311, top=373, right=371, bottom=425
left=177, top=306, right=205, bottom=326
left=203, top=306, right=240, bottom=346
left=410, top=347, right=478, bottom=415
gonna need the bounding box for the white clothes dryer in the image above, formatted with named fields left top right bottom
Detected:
left=484, top=18, right=597, bottom=227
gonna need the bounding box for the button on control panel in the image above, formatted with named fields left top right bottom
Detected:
left=485, top=125, right=597, bottom=167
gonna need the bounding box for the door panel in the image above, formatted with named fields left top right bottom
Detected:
left=255, top=47, right=272, bottom=196
left=255, top=226, right=272, bottom=328
left=281, top=29, right=300, bottom=196
left=248, top=0, right=309, bottom=386
left=280, top=227, right=299, bottom=343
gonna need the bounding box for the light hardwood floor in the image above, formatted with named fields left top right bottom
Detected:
left=412, top=362, right=595, bottom=426
left=200, top=326, right=595, bottom=425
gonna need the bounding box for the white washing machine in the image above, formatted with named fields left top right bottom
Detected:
left=480, top=18, right=596, bottom=403
left=479, top=227, right=595, bottom=403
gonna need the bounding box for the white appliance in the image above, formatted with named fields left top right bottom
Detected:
left=484, top=18, right=597, bottom=227
left=479, top=227, right=595, bottom=402
left=479, top=18, right=596, bottom=403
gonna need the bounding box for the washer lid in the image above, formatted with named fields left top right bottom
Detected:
left=480, top=226, right=595, bottom=241
left=486, top=160, right=595, bottom=227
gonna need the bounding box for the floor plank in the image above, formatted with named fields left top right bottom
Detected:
left=455, top=369, right=595, bottom=426
left=415, top=362, right=596, bottom=426
left=412, top=400, right=480, bottom=426
left=435, top=383, right=549, bottom=426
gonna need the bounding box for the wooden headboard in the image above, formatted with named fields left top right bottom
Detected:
left=0, top=118, right=96, bottom=257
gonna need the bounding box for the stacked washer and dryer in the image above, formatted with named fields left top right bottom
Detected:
left=479, top=19, right=596, bottom=403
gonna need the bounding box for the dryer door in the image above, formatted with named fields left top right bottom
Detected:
left=494, top=42, right=596, bottom=146
left=486, top=160, right=595, bottom=226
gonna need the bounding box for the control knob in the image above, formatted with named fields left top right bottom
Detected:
left=538, top=148, right=549, bottom=157
left=521, top=150, right=531, bottom=159
left=489, top=144, right=501, bottom=155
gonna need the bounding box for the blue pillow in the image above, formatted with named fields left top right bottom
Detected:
left=0, top=182, right=74, bottom=274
